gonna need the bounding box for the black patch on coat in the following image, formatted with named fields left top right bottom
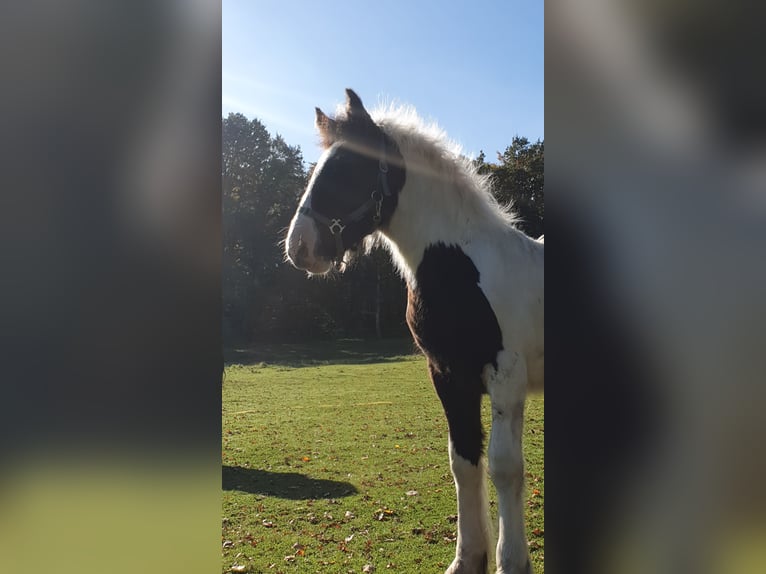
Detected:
left=406, top=243, right=504, bottom=465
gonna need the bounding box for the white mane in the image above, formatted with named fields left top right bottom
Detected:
left=370, top=102, right=519, bottom=229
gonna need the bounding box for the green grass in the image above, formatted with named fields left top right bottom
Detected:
left=222, top=339, right=543, bottom=573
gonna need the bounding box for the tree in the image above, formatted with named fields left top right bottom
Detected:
left=474, top=137, right=544, bottom=238
left=222, top=113, right=306, bottom=342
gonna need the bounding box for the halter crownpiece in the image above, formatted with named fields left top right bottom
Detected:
left=299, top=136, right=393, bottom=268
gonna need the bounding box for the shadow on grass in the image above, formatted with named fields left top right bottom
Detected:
left=222, top=465, right=358, bottom=499
left=224, top=337, right=421, bottom=368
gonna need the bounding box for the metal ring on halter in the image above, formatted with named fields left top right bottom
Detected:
left=328, top=219, right=345, bottom=235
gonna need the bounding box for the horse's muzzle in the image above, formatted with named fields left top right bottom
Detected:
left=289, top=238, right=310, bottom=268
left=286, top=233, right=333, bottom=275
left=286, top=212, right=335, bottom=275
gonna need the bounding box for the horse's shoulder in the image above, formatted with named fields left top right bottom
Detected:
left=406, top=242, right=503, bottom=372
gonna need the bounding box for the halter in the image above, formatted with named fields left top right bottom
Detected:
left=298, top=137, right=392, bottom=268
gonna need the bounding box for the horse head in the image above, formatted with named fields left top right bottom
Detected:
left=285, top=89, right=405, bottom=274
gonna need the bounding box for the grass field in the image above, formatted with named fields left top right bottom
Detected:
left=222, top=339, right=544, bottom=573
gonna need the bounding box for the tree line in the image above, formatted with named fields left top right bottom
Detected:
left=222, top=113, right=543, bottom=345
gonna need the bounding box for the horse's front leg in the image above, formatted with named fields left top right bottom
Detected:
left=430, top=365, right=490, bottom=574
left=486, top=354, right=532, bottom=574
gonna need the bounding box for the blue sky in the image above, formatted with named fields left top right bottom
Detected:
left=223, top=0, right=543, bottom=166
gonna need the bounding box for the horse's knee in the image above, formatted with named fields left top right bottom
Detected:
left=488, top=404, right=525, bottom=491
left=489, top=446, right=524, bottom=492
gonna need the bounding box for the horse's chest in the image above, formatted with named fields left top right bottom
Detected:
left=405, top=244, right=503, bottom=377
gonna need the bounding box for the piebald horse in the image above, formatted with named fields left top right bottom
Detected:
left=285, top=89, right=544, bottom=574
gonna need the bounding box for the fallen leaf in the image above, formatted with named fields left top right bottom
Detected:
left=363, top=565, right=375, bottom=573
left=405, top=490, right=418, bottom=496
left=262, top=519, right=274, bottom=528
left=230, top=566, right=246, bottom=573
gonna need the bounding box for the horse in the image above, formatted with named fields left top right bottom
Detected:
left=284, top=89, right=544, bottom=574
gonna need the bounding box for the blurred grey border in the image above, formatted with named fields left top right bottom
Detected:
left=1, top=1, right=221, bottom=450
left=547, top=1, right=766, bottom=573
left=0, top=2, right=221, bottom=572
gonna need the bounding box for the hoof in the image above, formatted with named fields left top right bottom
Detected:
left=496, top=557, right=532, bottom=574
left=444, top=552, right=488, bottom=574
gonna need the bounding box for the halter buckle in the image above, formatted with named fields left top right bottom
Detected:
left=371, top=190, right=383, bottom=224
left=328, top=219, right=345, bottom=235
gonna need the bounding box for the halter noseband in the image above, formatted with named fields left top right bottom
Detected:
left=299, top=138, right=393, bottom=268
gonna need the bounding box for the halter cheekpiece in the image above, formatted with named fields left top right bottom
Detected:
left=299, top=137, right=392, bottom=268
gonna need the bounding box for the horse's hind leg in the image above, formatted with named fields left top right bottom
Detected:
left=486, top=353, right=532, bottom=574
left=430, top=364, right=490, bottom=574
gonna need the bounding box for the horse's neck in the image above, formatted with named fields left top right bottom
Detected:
left=381, top=169, right=496, bottom=284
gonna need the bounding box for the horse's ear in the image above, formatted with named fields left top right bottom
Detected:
left=315, top=107, right=338, bottom=148
left=345, top=88, right=371, bottom=122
